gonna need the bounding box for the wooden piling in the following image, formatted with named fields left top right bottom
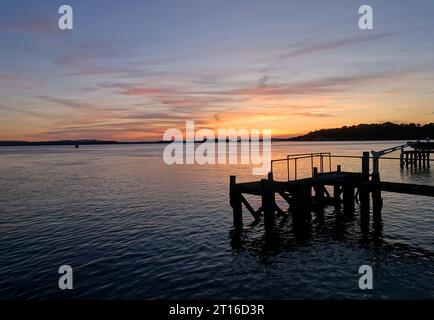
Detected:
left=314, top=185, right=324, bottom=206
left=400, top=148, right=404, bottom=169
left=261, top=178, right=275, bottom=229
left=372, top=187, right=382, bottom=224
left=230, top=176, right=242, bottom=228
left=413, top=151, right=418, bottom=168
left=361, top=152, right=369, bottom=182
left=360, top=152, right=370, bottom=223
left=371, top=172, right=382, bottom=224
left=343, top=184, right=355, bottom=214
left=333, top=165, right=342, bottom=208
left=292, top=184, right=311, bottom=222
left=313, top=167, right=325, bottom=206
left=333, top=185, right=341, bottom=208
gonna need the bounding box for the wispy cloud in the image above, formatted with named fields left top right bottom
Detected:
left=279, top=33, right=394, bottom=60
left=0, top=17, right=54, bottom=34
left=38, top=96, right=96, bottom=110
left=37, top=95, right=124, bottom=113
left=212, top=73, right=386, bottom=97
left=261, top=32, right=395, bottom=75
left=290, top=111, right=334, bottom=118
left=0, top=104, right=48, bottom=119
left=120, top=87, right=176, bottom=96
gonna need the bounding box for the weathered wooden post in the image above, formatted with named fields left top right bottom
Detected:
left=372, top=188, right=382, bottom=225
left=369, top=149, right=383, bottom=224
left=333, top=165, right=341, bottom=208
left=292, top=183, right=311, bottom=223
left=261, top=178, right=274, bottom=230
left=343, top=183, right=355, bottom=215
left=360, top=152, right=370, bottom=225
left=333, top=185, right=341, bottom=208
left=413, top=151, right=418, bottom=168
left=405, top=152, right=409, bottom=168
left=361, top=152, right=370, bottom=182
left=342, top=154, right=355, bottom=215
left=313, top=167, right=324, bottom=206
left=230, top=176, right=242, bottom=228
left=414, top=151, right=417, bottom=169
left=371, top=173, right=382, bottom=225
left=400, top=148, right=404, bottom=169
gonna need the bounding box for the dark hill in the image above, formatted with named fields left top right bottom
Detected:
left=285, top=122, right=434, bottom=141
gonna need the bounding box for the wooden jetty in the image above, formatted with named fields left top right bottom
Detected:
left=400, top=140, right=433, bottom=169
left=229, top=151, right=434, bottom=231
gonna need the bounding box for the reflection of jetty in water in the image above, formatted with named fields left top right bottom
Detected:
left=229, top=146, right=434, bottom=234
left=228, top=209, right=434, bottom=264
left=228, top=206, right=381, bottom=258
left=228, top=208, right=434, bottom=299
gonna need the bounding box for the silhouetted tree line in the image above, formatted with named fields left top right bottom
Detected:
left=287, top=122, right=434, bottom=141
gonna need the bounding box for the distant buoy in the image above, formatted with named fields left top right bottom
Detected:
left=75, top=144, right=79, bottom=148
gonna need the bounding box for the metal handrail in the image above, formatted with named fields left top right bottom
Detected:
left=271, top=152, right=332, bottom=181
left=270, top=152, right=431, bottom=182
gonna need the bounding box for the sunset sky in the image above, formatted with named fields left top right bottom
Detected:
left=1, top=0, right=434, bottom=141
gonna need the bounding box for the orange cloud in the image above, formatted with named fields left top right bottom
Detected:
left=120, top=87, right=176, bottom=96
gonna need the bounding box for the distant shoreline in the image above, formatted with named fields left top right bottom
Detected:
left=0, top=138, right=425, bottom=147
left=1, top=122, right=432, bottom=146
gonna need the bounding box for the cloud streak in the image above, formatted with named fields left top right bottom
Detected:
left=279, top=33, right=394, bottom=60
left=0, top=17, right=54, bottom=34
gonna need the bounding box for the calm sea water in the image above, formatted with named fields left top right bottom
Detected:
left=0, top=141, right=433, bottom=299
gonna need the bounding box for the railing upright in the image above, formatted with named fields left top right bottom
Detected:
left=287, top=158, right=290, bottom=182
left=311, top=154, right=314, bottom=177
left=294, top=158, right=298, bottom=180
